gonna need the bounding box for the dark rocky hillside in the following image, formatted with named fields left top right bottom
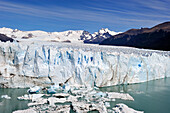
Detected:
left=100, top=22, right=170, bottom=51
left=0, top=33, right=14, bottom=42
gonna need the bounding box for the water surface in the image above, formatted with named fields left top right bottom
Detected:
left=100, top=78, right=170, bottom=113
left=0, top=88, right=29, bottom=113
left=0, top=78, right=170, bottom=113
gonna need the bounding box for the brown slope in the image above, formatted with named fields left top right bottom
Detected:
left=147, top=21, right=170, bottom=32
left=100, top=21, right=170, bottom=51
left=113, top=21, right=170, bottom=39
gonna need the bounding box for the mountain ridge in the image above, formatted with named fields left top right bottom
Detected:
left=100, top=21, right=170, bottom=51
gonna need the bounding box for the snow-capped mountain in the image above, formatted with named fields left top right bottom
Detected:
left=84, top=28, right=121, bottom=44
left=0, top=27, right=85, bottom=43
left=0, top=27, right=120, bottom=44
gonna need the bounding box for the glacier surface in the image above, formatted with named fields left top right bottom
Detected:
left=0, top=41, right=169, bottom=88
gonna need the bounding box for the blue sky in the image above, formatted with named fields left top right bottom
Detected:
left=0, top=0, right=169, bottom=33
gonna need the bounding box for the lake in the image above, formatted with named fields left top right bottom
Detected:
left=0, top=78, right=170, bottom=113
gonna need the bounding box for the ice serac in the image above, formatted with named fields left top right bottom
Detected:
left=0, top=41, right=169, bottom=88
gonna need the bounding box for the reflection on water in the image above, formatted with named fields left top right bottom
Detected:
left=0, top=78, right=170, bottom=113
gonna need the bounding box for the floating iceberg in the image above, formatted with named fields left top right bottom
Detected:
left=27, top=86, right=41, bottom=94
left=107, top=92, right=134, bottom=101
left=17, top=94, right=44, bottom=101
left=1, top=95, right=11, bottom=99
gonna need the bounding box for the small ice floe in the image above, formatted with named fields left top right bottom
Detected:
left=17, top=94, right=44, bottom=101
left=48, top=97, right=67, bottom=107
left=100, top=97, right=113, bottom=102
left=72, top=101, right=107, bottom=113
left=95, top=92, right=107, bottom=97
left=17, top=94, right=31, bottom=100
left=1, top=95, right=11, bottom=99
left=105, top=102, right=110, bottom=107
left=107, top=92, right=134, bottom=101
left=27, top=94, right=71, bottom=107
left=27, top=86, right=41, bottom=94
left=112, top=103, right=144, bottom=113
left=28, top=98, right=47, bottom=107
left=31, top=94, right=44, bottom=102
left=67, top=95, right=78, bottom=102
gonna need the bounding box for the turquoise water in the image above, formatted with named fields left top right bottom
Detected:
left=0, top=88, right=29, bottom=113
left=100, top=78, right=170, bottom=113
left=0, top=78, right=170, bottom=113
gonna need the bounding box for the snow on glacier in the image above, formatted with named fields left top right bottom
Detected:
left=0, top=41, right=169, bottom=88
left=0, top=27, right=120, bottom=44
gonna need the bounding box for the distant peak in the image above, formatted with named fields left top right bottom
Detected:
left=99, top=28, right=110, bottom=33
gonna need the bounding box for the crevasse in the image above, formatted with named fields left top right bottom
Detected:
left=0, top=41, right=169, bottom=88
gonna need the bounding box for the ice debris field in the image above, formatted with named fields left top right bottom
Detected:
left=0, top=41, right=169, bottom=112
left=10, top=85, right=143, bottom=113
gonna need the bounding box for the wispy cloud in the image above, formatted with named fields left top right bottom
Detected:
left=0, top=1, right=169, bottom=23
left=134, top=0, right=169, bottom=11
left=0, top=0, right=169, bottom=32
left=0, top=1, right=112, bottom=22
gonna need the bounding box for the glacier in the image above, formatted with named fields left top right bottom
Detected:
left=0, top=41, right=169, bottom=88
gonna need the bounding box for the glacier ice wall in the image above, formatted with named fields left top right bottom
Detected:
left=0, top=41, right=169, bottom=88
